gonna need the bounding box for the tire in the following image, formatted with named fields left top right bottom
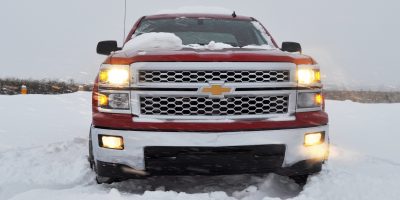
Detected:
left=88, top=128, right=118, bottom=184
left=88, top=129, right=95, bottom=170
left=289, top=174, right=309, bottom=186
left=96, top=175, right=116, bottom=184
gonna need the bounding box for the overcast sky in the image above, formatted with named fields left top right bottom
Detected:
left=1, top=0, right=399, bottom=90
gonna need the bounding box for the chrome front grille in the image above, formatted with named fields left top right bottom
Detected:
left=139, top=70, right=290, bottom=83
left=140, top=95, right=289, bottom=116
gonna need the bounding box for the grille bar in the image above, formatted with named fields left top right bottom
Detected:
left=140, top=95, right=289, bottom=116
left=144, top=145, right=286, bottom=175
left=139, top=70, right=290, bottom=83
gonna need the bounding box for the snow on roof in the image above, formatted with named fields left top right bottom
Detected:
left=155, top=6, right=233, bottom=15
left=150, top=6, right=253, bottom=20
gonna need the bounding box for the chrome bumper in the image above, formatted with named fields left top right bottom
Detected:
left=91, top=125, right=329, bottom=171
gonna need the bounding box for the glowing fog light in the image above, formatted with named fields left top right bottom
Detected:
left=99, top=65, right=130, bottom=86
left=304, top=132, right=324, bottom=146
left=297, top=68, right=320, bottom=84
left=99, top=135, right=124, bottom=150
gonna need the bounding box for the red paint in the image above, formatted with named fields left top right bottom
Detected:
left=124, top=16, right=146, bottom=44
left=93, top=14, right=326, bottom=132
left=105, top=49, right=315, bottom=65
left=92, top=76, right=99, bottom=113
left=112, top=14, right=315, bottom=65
left=92, top=111, right=328, bottom=132
left=145, top=13, right=253, bottom=21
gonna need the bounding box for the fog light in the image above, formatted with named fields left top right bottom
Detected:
left=304, top=132, right=324, bottom=146
left=99, top=135, right=124, bottom=150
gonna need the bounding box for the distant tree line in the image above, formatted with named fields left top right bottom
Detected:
left=324, top=90, right=400, bottom=103
left=2, top=78, right=400, bottom=103
left=0, top=78, right=92, bottom=95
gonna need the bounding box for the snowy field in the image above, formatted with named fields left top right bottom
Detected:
left=1, top=92, right=400, bottom=200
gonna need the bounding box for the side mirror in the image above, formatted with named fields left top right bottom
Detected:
left=281, top=42, right=302, bottom=53
left=96, top=40, right=121, bottom=55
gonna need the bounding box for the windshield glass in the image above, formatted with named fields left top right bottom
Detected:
left=133, top=18, right=269, bottom=47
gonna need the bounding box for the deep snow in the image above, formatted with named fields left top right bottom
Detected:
left=1, top=92, right=400, bottom=200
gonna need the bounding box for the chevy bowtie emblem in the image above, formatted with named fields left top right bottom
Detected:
left=201, top=84, right=232, bottom=97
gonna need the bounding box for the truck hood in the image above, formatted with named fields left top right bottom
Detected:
left=105, top=48, right=316, bottom=65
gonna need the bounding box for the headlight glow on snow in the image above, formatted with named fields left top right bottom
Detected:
left=99, top=65, right=130, bottom=86
left=99, top=135, right=124, bottom=150
left=297, top=67, right=320, bottom=85
left=304, top=132, right=324, bottom=146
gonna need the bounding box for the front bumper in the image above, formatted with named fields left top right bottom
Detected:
left=91, top=125, right=329, bottom=177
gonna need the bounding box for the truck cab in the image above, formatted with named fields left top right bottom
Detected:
left=89, top=13, right=329, bottom=184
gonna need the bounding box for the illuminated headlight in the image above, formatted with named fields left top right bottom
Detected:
left=98, top=93, right=130, bottom=110
left=99, top=135, right=124, bottom=150
left=297, top=92, right=323, bottom=108
left=304, top=132, right=325, bottom=146
left=99, top=65, right=130, bottom=87
left=297, top=67, right=321, bottom=85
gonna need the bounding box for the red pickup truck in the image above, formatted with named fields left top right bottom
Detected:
left=88, top=13, right=329, bottom=184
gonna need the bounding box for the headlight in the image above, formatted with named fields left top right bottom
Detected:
left=99, top=65, right=130, bottom=87
left=98, top=92, right=130, bottom=110
left=298, top=92, right=323, bottom=108
left=297, top=66, right=321, bottom=85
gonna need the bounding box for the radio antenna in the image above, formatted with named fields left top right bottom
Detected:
left=123, top=0, right=127, bottom=43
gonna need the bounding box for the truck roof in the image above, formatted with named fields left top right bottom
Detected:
left=144, top=13, right=254, bottom=21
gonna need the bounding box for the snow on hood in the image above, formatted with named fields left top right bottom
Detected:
left=123, top=32, right=183, bottom=52
left=242, top=44, right=274, bottom=50
left=122, top=32, right=276, bottom=52
left=184, top=41, right=234, bottom=50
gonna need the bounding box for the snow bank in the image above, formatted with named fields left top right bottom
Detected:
left=1, top=93, right=400, bottom=200
left=123, top=32, right=183, bottom=52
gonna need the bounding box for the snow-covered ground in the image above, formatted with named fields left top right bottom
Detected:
left=1, top=92, right=400, bottom=200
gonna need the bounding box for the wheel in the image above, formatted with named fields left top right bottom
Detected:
left=88, top=128, right=119, bottom=184
left=88, top=129, right=95, bottom=170
left=289, top=174, right=309, bottom=186
left=96, top=175, right=117, bottom=184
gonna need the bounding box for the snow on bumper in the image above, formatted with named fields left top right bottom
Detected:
left=91, top=125, right=329, bottom=171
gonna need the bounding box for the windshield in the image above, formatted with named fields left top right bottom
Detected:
left=133, top=18, right=270, bottom=47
